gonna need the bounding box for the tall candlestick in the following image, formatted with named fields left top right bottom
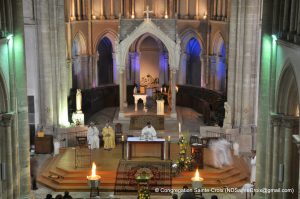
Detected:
left=121, top=135, right=124, bottom=142
left=168, top=136, right=171, bottom=142
left=179, top=122, right=181, bottom=133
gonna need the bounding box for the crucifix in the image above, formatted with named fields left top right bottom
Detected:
left=143, top=5, right=153, bottom=20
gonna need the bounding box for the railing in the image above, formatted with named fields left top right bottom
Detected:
left=203, top=130, right=237, bottom=143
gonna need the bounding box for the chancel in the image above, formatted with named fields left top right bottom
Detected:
left=1, top=0, right=300, bottom=199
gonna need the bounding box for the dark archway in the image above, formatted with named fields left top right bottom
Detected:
left=97, top=37, right=113, bottom=85
left=186, top=38, right=201, bottom=86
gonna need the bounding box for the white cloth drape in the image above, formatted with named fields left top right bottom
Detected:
left=87, top=126, right=100, bottom=149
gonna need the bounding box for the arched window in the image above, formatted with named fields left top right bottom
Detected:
left=97, top=37, right=113, bottom=85
left=186, top=38, right=201, bottom=86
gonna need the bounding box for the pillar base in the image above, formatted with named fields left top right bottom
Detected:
left=170, top=112, right=177, bottom=119
left=123, top=102, right=128, bottom=108
left=294, top=35, right=300, bottom=44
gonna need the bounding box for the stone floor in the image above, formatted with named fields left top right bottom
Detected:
left=33, top=107, right=252, bottom=199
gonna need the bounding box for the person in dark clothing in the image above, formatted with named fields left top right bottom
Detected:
left=30, top=154, right=38, bottom=190
left=55, top=194, right=63, bottom=199
left=172, top=194, right=178, bottom=199
left=45, top=194, right=52, bottom=199
left=211, top=195, right=218, bottom=199
left=180, top=185, right=196, bottom=199
left=63, top=191, right=72, bottom=199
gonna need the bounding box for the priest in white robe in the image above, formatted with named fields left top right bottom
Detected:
left=87, top=122, right=100, bottom=149
left=141, top=122, right=157, bottom=139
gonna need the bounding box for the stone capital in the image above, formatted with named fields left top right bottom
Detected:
left=0, top=113, right=15, bottom=127
left=282, top=117, right=299, bottom=129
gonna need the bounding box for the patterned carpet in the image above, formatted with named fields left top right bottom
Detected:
left=114, top=160, right=172, bottom=194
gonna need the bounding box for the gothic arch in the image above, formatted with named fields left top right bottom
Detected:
left=72, top=31, right=87, bottom=55
left=131, top=33, right=166, bottom=53
left=212, top=32, right=225, bottom=56
left=277, top=62, right=299, bottom=116
left=0, top=70, right=8, bottom=112
left=94, top=29, right=118, bottom=53
left=117, top=20, right=180, bottom=70
left=180, top=29, right=206, bottom=54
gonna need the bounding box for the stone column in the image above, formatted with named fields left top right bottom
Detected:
left=283, top=0, right=291, bottom=35
left=178, top=52, right=187, bottom=85
left=271, top=117, right=281, bottom=198
left=123, top=70, right=127, bottom=107
left=214, top=56, right=220, bottom=91
left=94, top=53, right=99, bottom=86
left=282, top=118, right=296, bottom=199
left=120, top=0, right=124, bottom=17
left=82, top=0, right=86, bottom=19
left=99, top=0, right=104, bottom=19
left=213, top=0, right=217, bottom=19
left=77, top=0, right=81, bottom=20
left=110, top=0, right=114, bottom=19
left=0, top=113, right=14, bottom=199
left=119, top=69, right=125, bottom=118
left=217, top=0, right=222, bottom=20
left=170, top=68, right=177, bottom=118
left=292, top=134, right=300, bottom=198
left=164, top=53, right=169, bottom=83
left=200, top=54, right=207, bottom=87
left=112, top=53, right=119, bottom=84
left=184, top=0, right=189, bottom=19
left=289, top=0, right=297, bottom=33
left=194, top=0, right=199, bottom=19
left=131, top=0, right=135, bottom=18
left=159, top=53, right=166, bottom=86
left=222, top=0, right=227, bottom=20
left=209, top=56, right=217, bottom=90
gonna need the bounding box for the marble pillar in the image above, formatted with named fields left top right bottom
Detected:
left=0, top=113, right=14, bottom=199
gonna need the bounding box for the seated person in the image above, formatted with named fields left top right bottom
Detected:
left=141, top=122, right=157, bottom=139
left=102, top=120, right=115, bottom=150
left=87, top=122, right=100, bottom=149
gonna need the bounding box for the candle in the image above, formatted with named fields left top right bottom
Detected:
left=168, top=136, right=171, bottom=142
left=179, top=122, right=181, bottom=133
left=164, top=87, right=166, bottom=92
left=160, top=88, right=162, bottom=92
left=121, top=135, right=124, bottom=142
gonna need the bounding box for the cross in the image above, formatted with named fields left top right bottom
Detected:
left=143, top=5, right=153, bottom=20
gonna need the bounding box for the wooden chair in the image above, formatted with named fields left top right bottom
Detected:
left=115, top=123, right=123, bottom=144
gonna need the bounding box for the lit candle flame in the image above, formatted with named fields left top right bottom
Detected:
left=91, top=162, right=96, bottom=177
left=87, top=162, right=101, bottom=180
left=192, top=169, right=203, bottom=181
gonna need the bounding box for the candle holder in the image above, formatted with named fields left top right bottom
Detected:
left=87, top=163, right=101, bottom=197
left=191, top=169, right=203, bottom=190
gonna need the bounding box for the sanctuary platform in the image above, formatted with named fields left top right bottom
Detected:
left=37, top=144, right=250, bottom=193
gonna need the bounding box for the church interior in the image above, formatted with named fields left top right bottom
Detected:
left=0, top=0, right=300, bottom=199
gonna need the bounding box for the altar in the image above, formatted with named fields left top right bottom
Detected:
left=126, top=137, right=166, bottom=160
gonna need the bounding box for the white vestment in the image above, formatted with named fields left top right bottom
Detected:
left=233, top=142, right=239, bottom=156
left=141, top=126, right=157, bottom=138
left=87, top=126, right=100, bottom=149
left=250, top=156, right=256, bottom=183
left=210, top=139, right=233, bottom=168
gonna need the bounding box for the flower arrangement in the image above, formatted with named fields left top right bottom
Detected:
left=175, top=133, right=193, bottom=172
left=153, top=91, right=164, bottom=101
left=138, top=187, right=151, bottom=199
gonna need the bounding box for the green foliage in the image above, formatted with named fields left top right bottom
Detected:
left=175, top=133, right=193, bottom=172
left=138, top=188, right=151, bottom=199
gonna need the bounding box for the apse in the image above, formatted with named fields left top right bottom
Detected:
left=140, top=36, right=160, bottom=85
left=186, top=38, right=201, bottom=86
left=97, top=37, right=113, bottom=85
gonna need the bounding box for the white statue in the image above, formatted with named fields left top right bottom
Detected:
left=133, top=86, right=137, bottom=94
left=76, top=89, right=82, bottom=112
left=223, top=101, right=232, bottom=128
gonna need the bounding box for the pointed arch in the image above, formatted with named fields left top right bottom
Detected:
left=72, top=31, right=87, bottom=56
left=180, top=29, right=206, bottom=54
left=277, top=61, right=299, bottom=116
left=212, top=31, right=225, bottom=56
left=118, top=20, right=180, bottom=70
left=94, top=29, right=118, bottom=53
